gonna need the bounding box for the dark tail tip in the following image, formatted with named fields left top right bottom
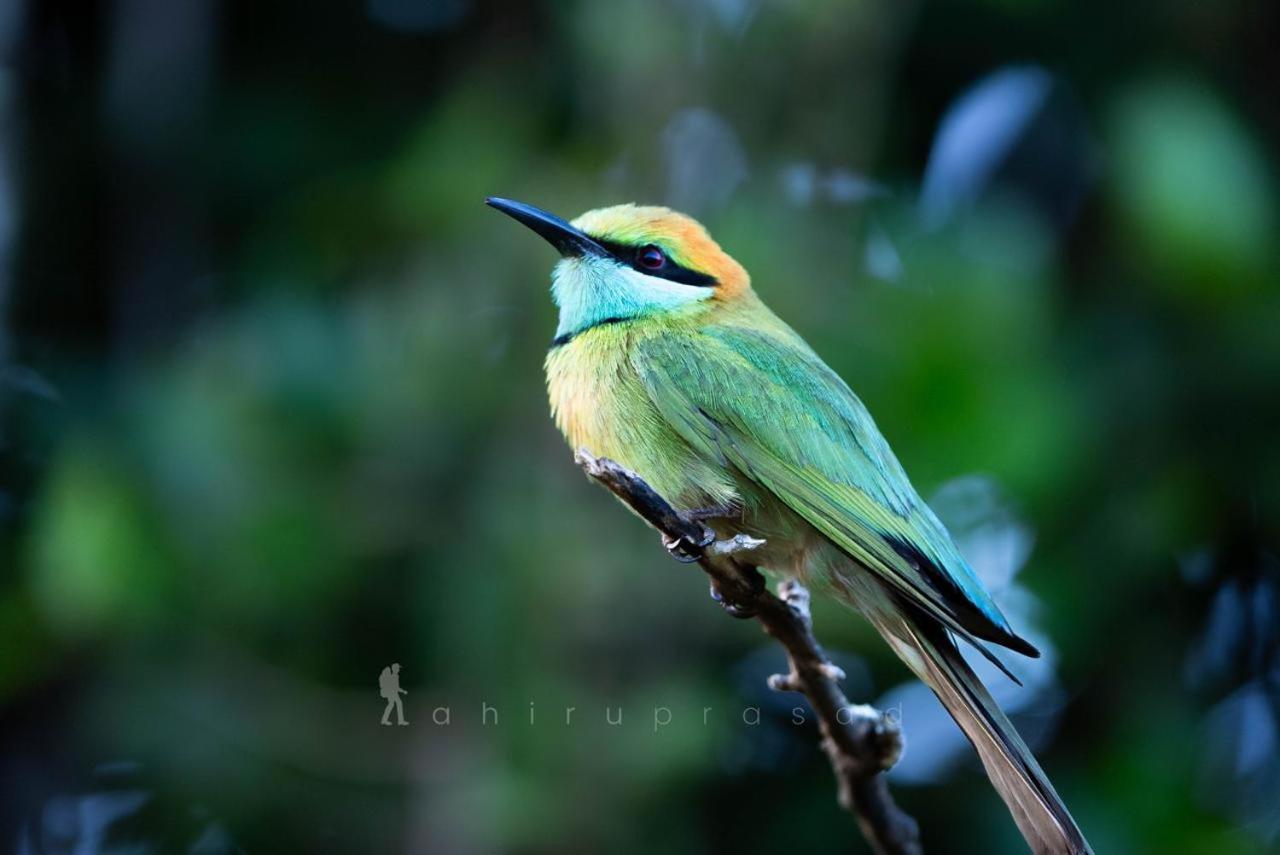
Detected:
left=1003, top=630, right=1041, bottom=659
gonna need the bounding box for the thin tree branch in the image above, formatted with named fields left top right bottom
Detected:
left=575, top=449, right=922, bottom=855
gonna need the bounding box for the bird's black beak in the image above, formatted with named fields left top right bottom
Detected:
left=485, top=197, right=608, bottom=259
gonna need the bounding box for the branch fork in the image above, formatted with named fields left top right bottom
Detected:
left=574, top=449, right=922, bottom=855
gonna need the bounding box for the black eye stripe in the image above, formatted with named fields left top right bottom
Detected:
left=592, top=238, right=718, bottom=287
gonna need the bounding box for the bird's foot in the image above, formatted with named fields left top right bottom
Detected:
left=708, top=582, right=757, bottom=618
left=707, top=566, right=767, bottom=619
left=662, top=531, right=712, bottom=563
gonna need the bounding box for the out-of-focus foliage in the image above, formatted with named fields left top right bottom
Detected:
left=1, top=1, right=1278, bottom=853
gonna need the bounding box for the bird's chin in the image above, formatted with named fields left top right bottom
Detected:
left=550, top=255, right=614, bottom=309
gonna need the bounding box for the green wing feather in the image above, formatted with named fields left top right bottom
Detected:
left=631, top=321, right=1037, bottom=658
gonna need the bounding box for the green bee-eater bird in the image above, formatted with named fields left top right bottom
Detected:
left=487, top=197, right=1091, bottom=855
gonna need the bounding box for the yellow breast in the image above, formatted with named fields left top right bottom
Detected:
left=543, top=323, right=737, bottom=509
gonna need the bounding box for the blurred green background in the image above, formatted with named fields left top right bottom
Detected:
left=2, top=1, right=1278, bottom=852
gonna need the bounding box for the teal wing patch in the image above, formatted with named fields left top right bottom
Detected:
left=631, top=324, right=1036, bottom=657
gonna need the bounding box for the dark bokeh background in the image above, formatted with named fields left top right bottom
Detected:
left=2, top=1, right=1278, bottom=852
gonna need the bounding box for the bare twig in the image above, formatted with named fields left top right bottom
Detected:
left=575, top=450, right=922, bottom=855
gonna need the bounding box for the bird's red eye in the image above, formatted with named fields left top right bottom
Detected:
left=638, top=245, right=666, bottom=269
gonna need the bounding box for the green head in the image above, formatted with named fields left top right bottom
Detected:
left=487, top=198, right=750, bottom=342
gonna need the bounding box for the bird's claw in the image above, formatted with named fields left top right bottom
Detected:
left=662, top=533, right=704, bottom=563
left=662, top=523, right=715, bottom=563
left=709, top=582, right=758, bottom=619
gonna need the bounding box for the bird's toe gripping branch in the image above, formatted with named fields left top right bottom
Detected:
left=708, top=581, right=759, bottom=619
left=661, top=531, right=712, bottom=564
left=704, top=533, right=768, bottom=617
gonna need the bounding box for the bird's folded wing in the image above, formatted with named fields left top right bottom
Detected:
left=631, top=324, right=1035, bottom=657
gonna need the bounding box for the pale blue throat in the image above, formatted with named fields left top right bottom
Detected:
left=551, top=256, right=713, bottom=341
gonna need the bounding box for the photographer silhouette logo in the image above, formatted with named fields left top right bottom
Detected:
left=379, top=663, right=408, bottom=726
